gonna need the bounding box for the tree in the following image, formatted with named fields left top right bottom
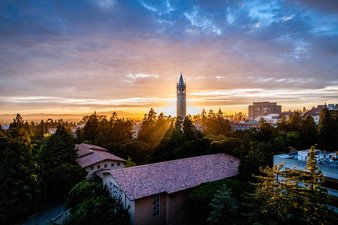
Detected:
left=65, top=180, right=130, bottom=225
left=288, top=111, right=303, bottom=131
left=183, top=116, right=200, bottom=140
left=138, top=108, right=170, bottom=145
left=250, top=146, right=336, bottom=225
left=207, top=184, right=238, bottom=225
left=318, top=108, right=338, bottom=151
left=299, top=115, right=318, bottom=148
left=38, top=124, right=85, bottom=201
left=82, top=112, right=100, bottom=143
left=0, top=115, right=40, bottom=223
left=239, top=142, right=267, bottom=179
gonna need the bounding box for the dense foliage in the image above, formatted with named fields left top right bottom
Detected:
left=1, top=107, right=338, bottom=224
left=65, top=180, right=130, bottom=225
left=0, top=115, right=40, bottom=223
left=37, top=125, right=85, bottom=202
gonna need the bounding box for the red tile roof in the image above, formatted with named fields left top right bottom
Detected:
left=75, top=143, right=126, bottom=168
left=104, top=153, right=239, bottom=200
left=304, top=105, right=325, bottom=116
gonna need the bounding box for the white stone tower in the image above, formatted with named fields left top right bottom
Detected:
left=177, top=73, right=186, bottom=119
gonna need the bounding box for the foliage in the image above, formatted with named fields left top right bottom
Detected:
left=65, top=180, right=130, bottom=225
left=187, top=178, right=252, bottom=225
left=249, top=146, right=337, bottom=225
left=207, top=184, right=238, bottom=225
left=318, top=108, right=338, bottom=151
left=66, top=180, right=106, bottom=209
left=195, top=109, right=231, bottom=136
left=209, top=136, right=243, bottom=158
left=138, top=108, right=171, bottom=145
left=238, top=142, right=268, bottom=179
left=37, top=124, right=85, bottom=202
left=0, top=114, right=40, bottom=223
left=79, top=112, right=133, bottom=146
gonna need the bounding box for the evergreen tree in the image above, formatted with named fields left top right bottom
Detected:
left=207, top=184, right=238, bottom=225
left=38, top=124, right=85, bottom=201
left=65, top=180, right=130, bottom=225
left=82, top=112, right=100, bottom=143
left=183, top=116, right=200, bottom=140
left=318, top=108, right=338, bottom=151
left=250, top=147, right=335, bottom=225
left=0, top=115, right=40, bottom=223
left=299, top=115, right=318, bottom=148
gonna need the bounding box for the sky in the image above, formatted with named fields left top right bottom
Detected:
left=1, top=0, right=338, bottom=117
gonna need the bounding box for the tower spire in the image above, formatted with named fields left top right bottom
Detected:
left=177, top=73, right=186, bottom=119
left=178, top=73, right=185, bottom=86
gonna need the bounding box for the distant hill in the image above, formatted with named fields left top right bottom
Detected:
left=0, top=111, right=144, bottom=124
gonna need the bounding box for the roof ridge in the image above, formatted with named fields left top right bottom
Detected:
left=109, top=153, right=227, bottom=171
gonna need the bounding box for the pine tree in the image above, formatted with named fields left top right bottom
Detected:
left=0, top=115, right=40, bottom=223
left=207, top=184, right=238, bottom=225
left=38, top=124, right=85, bottom=201
left=250, top=146, right=335, bottom=225
left=318, top=108, right=338, bottom=151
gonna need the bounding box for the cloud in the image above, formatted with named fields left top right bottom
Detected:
left=0, top=0, right=338, bottom=114
left=184, top=6, right=222, bottom=35
left=94, top=0, right=116, bottom=10
left=126, top=73, right=159, bottom=80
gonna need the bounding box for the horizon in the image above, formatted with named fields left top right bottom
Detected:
left=1, top=0, right=338, bottom=116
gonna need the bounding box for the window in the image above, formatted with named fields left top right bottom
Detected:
left=104, top=164, right=107, bottom=168
left=153, top=194, right=160, bottom=216
left=111, top=163, right=114, bottom=167
left=97, top=165, right=100, bottom=169
left=90, top=166, right=94, bottom=170
left=117, top=162, right=120, bottom=166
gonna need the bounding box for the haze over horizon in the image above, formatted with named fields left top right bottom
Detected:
left=1, top=0, right=338, bottom=116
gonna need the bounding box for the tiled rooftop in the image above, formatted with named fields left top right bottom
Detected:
left=105, top=153, right=239, bottom=200
left=75, top=143, right=125, bottom=168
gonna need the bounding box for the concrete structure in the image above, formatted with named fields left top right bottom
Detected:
left=75, top=143, right=126, bottom=179
left=273, top=150, right=338, bottom=197
left=103, top=154, right=239, bottom=225
left=231, top=121, right=259, bottom=131
left=327, top=104, right=338, bottom=111
left=248, top=102, right=281, bottom=119
left=255, top=114, right=280, bottom=124
left=177, top=73, right=186, bottom=119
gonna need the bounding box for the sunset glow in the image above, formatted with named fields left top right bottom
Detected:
left=1, top=0, right=338, bottom=118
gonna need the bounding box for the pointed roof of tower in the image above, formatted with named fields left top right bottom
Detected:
left=178, top=73, right=185, bottom=86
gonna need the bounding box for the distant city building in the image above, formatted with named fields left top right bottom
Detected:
left=131, top=122, right=142, bottom=139
left=75, top=143, right=126, bottom=179
left=103, top=154, right=239, bottom=225
left=231, top=121, right=259, bottom=131
left=177, top=73, right=186, bottom=119
left=248, top=102, right=282, bottom=119
left=327, top=104, right=338, bottom=111
left=303, top=105, right=326, bottom=125
left=255, top=114, right=281, bottom=124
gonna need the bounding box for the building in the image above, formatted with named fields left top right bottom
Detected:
left=273, top=149, right=338, bottom=197
left=304, top=104, right=338, bottom=125
left=303, top=105, right=326, bottom=124
left=103, top=153, right=239, bottom=225
left=75, top=143, right=126, bottom=179
left=327, top=104, right=338, bottom=111
left=177, top=73, right=186, bottom=119
left=255, top=114, right=281, bottom=124
left=231, top=121, right=259, bottom=131
left=248, top=102, right=281, bottom=119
